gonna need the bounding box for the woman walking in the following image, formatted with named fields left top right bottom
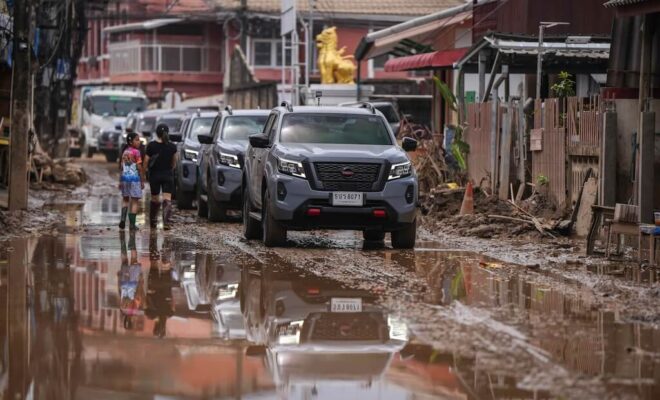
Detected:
left=144, top=124, right=178, bottom=230
left=119, top=132, right=145, bottom=230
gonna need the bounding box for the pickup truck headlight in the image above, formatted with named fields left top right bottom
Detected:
left=184, top=149, right=199, bottom=163
left=388, top=161, right=412, bottom=180
left=218, top=152, right=240, bottom=169
left=277, top=157, right=306, bottom=178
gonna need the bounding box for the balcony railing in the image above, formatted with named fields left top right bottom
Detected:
left=108, top=41, right=222, bottom=75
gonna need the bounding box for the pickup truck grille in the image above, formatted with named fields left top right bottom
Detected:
left=314, top=162, right=381, bottom=192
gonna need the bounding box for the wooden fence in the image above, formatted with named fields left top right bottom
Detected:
left=463, top=96, right=602, bottom=209
left=531, top=98, right=568, bottom=207
left=464, top=102, right=494, bottom=187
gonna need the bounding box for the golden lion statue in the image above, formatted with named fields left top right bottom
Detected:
left=316, top=27, right=356, bottom=84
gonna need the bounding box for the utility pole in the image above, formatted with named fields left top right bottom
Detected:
left=309, top=0, right=315, bottom=76
left=536, top=21, right=569, bottom=99
left=8, top=0, right=32, bottom=211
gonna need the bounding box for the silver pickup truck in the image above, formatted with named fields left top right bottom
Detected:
left=242, top=102, right=418, bottom=248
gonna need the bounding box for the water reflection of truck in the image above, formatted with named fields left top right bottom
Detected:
left=243, top=266, right=408, bottom=398
left=73, top=86, right=148, bottom=159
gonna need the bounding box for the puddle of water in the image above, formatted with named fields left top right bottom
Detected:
left=2, top=200, right=543, bottom=400
left=383, top=249, right=660, bottom=398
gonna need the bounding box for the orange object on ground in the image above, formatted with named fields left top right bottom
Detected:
left=459, top=182, right=474, bottom=215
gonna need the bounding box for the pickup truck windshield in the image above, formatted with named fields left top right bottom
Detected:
left=90, top=95, right=147, bottom=117
left=188, top=117, right=215, bottom=141
left=158, top=117, right=183, bottom=133
left=139, top=117, right=156, bottom=133
left=221, top=116, right=268, bottom=140
left=280, top=114, right=392, bottom=145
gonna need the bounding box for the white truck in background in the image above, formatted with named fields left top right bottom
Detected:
left=72, top=86, right=148, bottom=158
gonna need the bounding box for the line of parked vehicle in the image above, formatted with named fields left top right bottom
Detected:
left=110, top=101, right=420, bottom=249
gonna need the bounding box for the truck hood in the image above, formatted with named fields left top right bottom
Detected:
left=219, top=140, right=248, bottom=155
left=277, top=143, right=404, bottom=161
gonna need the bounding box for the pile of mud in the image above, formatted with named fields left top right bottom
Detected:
left=0, top=208, right=62, bottom=239
left=419, top=188, right=561, bottom=239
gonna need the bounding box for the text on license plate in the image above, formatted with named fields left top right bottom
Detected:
left=331, top=192, right=363, bottom=206
left=331, top=298, right=362, bottom=313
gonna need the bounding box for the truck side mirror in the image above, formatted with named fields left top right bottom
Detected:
left=249, top=134, right=270, bottom=148
left=402, top=137, right=417, bottom=152
left=197, top=134, right=213, bottom=145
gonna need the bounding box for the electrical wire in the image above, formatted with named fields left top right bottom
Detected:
left=38, top=0, right=69, bottom=70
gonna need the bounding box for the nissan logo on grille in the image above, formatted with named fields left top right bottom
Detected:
left=341, top=167, right=355, bottom=178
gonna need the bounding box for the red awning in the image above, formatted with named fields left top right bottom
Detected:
left=384, top=48, right=468, bottom=72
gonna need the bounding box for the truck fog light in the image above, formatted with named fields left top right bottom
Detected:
left=306, top=208, right=321, bottom=216
left=373, top=209, right=387, bottom=218
left=277, top=182, right=287, bottom=201
left=405, top=185, right=415, bottom=204
left=217, top=171, right=225, bottom=186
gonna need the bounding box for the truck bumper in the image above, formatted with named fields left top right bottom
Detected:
left=267, top=173, right=417, bottom=231
left=209, top=165, right=243, bottom=208
left=178, top=160, right=198, bottom=192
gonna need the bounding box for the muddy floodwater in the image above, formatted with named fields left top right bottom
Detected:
left=1, top=185, right=659, bottom=399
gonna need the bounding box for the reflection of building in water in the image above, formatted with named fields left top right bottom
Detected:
left=409, top=251, right=660, bottom=395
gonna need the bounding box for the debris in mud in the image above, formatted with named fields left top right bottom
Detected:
left=0, top=208, right=62, bottom=238
left=31, top=139, right=87, bottom=187
left=419, top=183, right=570, bottom=240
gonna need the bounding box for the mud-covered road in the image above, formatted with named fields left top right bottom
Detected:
left=1, top=158, right=659, bottom=399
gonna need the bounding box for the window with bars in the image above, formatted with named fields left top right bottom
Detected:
left=252, top=39, right=291, bottom=68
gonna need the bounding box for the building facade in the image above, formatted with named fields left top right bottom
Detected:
left=74, top=0, right=464, bottom=103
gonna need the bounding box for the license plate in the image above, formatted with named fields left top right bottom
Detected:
left=331, top=192, right=363, bottom=206
left=331, top=298, right=362, bottom=313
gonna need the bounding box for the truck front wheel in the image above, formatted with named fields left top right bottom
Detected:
left=262, top=191, right=286, bottom=247
left=105, top=151, right=118, bottom=163
left=391, top=219, right=416, bottom=249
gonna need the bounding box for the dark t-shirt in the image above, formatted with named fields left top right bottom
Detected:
left=145, top=141, right=177, bottom=176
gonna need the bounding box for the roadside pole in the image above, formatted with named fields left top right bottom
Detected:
left=8, top=0, right=32, bottom=211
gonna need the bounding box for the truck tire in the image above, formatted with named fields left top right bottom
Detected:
left=242, top=188, right=262, bottom=240
left=105, top=151, right=118, bottom=163
left=391, top=219, right=416, bottom=249
left=86, top=146, right=95, bottom=158
left=207, top=176, right=227, bottom=222
left=68, top=148, right=81, bottom=158
left=363, top=230, right=385, bottom=241
left=262, top=191, right=286, bottom=247
left=196, top=177, right=208, bottom=218
left=177, top=189, right=194, bottom=210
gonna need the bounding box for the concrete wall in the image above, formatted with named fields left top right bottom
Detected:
left=612, top=99, right=660, bottom=208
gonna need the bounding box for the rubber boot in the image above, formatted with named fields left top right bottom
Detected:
left=119, top=206, right=128, bottom=229
left=150, top=201, right=161, bottom=229
left=128, top=213, right=138, bottom=231
left=162, top=200, right=172, bottom=231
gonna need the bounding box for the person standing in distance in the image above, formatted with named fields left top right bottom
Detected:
left=118, top=132, right=145, bottom=230
left=144, top=124, right=178, bottom=230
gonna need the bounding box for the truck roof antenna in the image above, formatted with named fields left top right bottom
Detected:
left=280, top=101, right=293, bottom=112
left=225, top=105, right=233, bottom=115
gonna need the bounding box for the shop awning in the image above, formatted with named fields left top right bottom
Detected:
left=354, top=1, right=476, bottom=61
left=384, top=48, right=468, bottom=72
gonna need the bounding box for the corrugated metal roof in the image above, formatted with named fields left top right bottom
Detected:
left=209, top=0, right=464, bottom=16
left=603, top=0, right=651, bottom=7
left=486, top=37, right=611, bottom=59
